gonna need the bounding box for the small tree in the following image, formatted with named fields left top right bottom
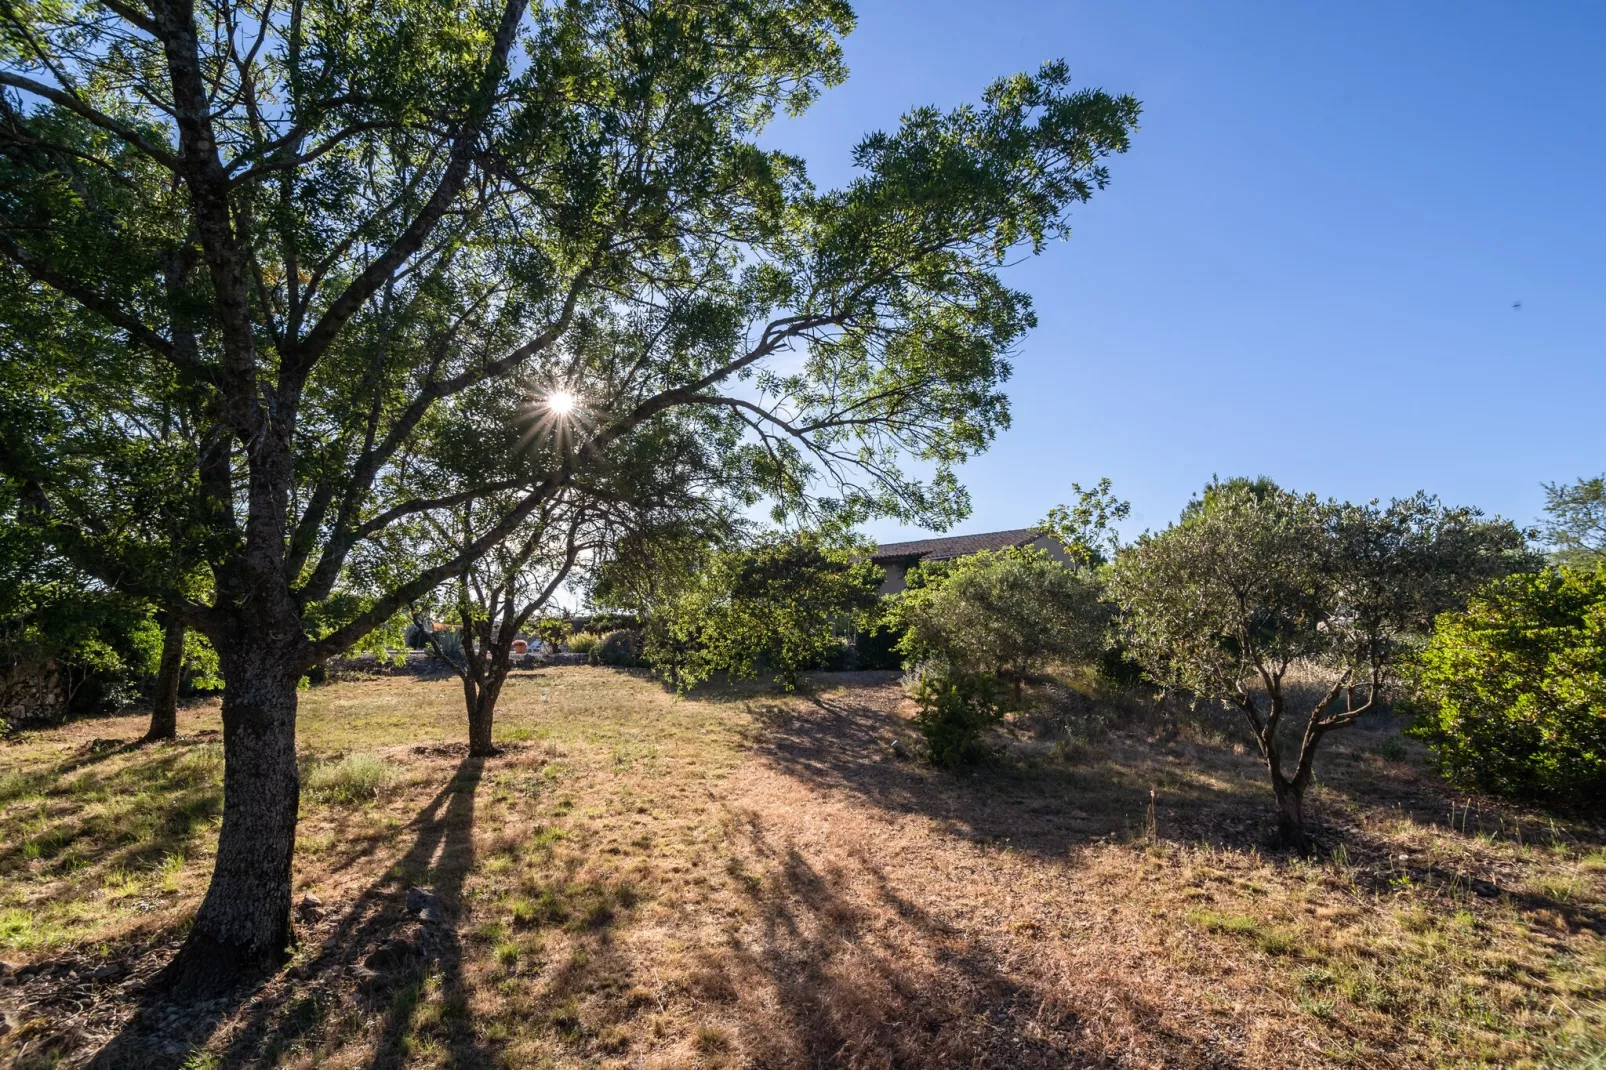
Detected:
left=1405, top=565, right=1606, bottom=803
left=410, top=493, right=598, bottom=756
left=1038, top=477, right=1131, bottom=566
left=892, top=546, right=1108, bottom=703
left=698, top=534, right=883, bottom=690
left=1108, top=481, right=1529, bottom=846
left=144, top=612, right=186, bottom=741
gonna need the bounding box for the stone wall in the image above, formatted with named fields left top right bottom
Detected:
left=322, top=649, right=591, bottom=679
left=1, top=661, right=69, bottom=728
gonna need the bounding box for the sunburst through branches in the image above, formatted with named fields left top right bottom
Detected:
left=518, top=385, right=592, bottom=457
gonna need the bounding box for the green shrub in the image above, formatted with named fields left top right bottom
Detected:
left=594, top=629, right=641, bottom=666
left=431, top=627, right=464, bottom=664
left=565, top=632, right=602, bottom=656
left=1405, top=565, right=1606, bottom=803
left=891, top=547, right=1109, bottom=704
left=305, top=753, right=395, bottom=804
left=909, top=669, right=1005, bottom=767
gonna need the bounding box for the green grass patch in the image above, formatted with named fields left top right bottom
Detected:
left=303, top=753, right=395, bottom=804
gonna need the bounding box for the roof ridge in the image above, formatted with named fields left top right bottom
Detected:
left=870, top=527, right=1042, bottom=562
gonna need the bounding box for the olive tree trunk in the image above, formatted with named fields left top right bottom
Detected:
left=464, top=668, right=508, bottom=758
left=1270, top=771, right=1306, bottom=848
left=1239, top=687, right=1316, bottom=851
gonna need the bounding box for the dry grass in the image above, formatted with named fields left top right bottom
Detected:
left=0, top=666, right=1601, bottom=1069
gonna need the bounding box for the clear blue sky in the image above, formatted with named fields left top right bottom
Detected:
left=763, top=1, right=1606, bottom=542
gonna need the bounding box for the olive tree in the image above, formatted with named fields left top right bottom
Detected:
left=888, top=544, right=1109, bottom=765
left=0, top=0, right=1139, bottom=979
left=1108, top=480, right=1529, bottom=847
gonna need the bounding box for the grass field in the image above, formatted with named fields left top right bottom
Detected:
left=0, top=666, right=1601, bottom=1068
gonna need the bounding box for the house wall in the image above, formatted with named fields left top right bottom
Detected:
left=1027, top=534, right=1079, bottom=569
left=875, top=559, right=913, bottom=595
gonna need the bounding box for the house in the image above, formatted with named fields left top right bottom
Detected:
left=869, top=528, right=1076, bottom=595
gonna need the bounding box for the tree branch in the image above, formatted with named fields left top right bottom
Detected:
left=285, top=0, right=528, bottom=376
left=0, top=72, right=180, bottom=169
left=0, top=233, right=216, bottom=378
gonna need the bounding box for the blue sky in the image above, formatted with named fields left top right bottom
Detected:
left=763, top=1, right=1606, bottom=542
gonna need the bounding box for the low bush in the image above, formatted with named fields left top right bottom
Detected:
left=304, top=753, right=395, bottom=803
left=595, top=629, right=641, bottom=667
left=1405, top=565, right=1606, bottom=803
left=908, top=668, right=1005, bottom=767
left=565, top=632, right=602, bottom=656
left=430, top=627, right=464, bottom=665
left=891, top=547, right=1109, bottom=704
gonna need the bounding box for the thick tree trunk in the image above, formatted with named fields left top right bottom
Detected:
left=164, top=645, right=301, bottom=987
left=145, top=615, right=185, bottom=742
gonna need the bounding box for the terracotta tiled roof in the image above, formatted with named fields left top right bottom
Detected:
left=869, top=528, right=1040, bottom=563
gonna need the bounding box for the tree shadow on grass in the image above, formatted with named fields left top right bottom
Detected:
left=87, top=756, right=492, bottom=1069
left=227, top=755, right=492, bottom=1068
left=0, top=748, right=224, bottom=883
left=752, top=682, right=1606, bottom=947
left=716, top=821, right=1240, bottom=1069
left=748, top=685, right=1276, bottom=863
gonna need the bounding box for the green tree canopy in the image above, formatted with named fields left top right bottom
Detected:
left=0, top=0, right=1139, bottom=975
left=1542, top=474, right=1606, bottom=566
left=892, top=546, right=1109, bottom=697
left=597, top=530, right=881, bottom=692
left=1037, top=477, right=1130, bottom=566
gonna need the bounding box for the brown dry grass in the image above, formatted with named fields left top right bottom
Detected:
left=0, top=666, right=1601, bottom=1069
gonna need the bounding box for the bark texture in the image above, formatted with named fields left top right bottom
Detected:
left=464, top=672, right=506, bottom=758
left=164, top=644, right=301, bottom=986
left=1271, top=775, right=1305, bottom=849
left=145, top=616, right=184, bottom=742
